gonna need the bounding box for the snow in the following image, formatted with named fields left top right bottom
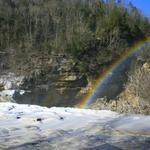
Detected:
left=19, top=90, right=25, bottom=95
left=0, top=90, right=16, bottom=97
left=0, top=103, right=119, bottom=130
left=0, top=73, right=24, bottom=90
left=0, top=102, right=149, bottom=150
left=0, top=90, right=25, bottom=103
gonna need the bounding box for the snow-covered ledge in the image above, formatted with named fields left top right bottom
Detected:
left=0, top=103, right=150, bottom=150
left=0, top=73, right=24, bottom=90
left=0, top=73, right=25, bottom=102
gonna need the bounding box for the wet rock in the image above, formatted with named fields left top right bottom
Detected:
left=8, top=105, right=15, bottom=111
left=16, top=116, right=21, bottom=119
left=59, top=116, right=64, bottom=120
left=37, top=118, right=43, bottom=122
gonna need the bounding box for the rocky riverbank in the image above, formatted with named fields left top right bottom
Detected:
left=0, top=52, right=128, bottom=107
left=0, top=54, right=87, bottom=106
left=0, top=53, right=150, bottom=114
left=90, top=62, right=150, bottom=115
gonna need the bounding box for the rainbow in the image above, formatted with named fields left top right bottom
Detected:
left=79, top=37, right=150, bottom=108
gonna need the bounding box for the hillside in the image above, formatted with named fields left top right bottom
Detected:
left=0, top=0, right=150, bottom=112
left=0, top=1, right=150, bottom=149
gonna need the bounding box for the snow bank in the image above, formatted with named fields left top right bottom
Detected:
left=0, top=103, right=149, bottom=150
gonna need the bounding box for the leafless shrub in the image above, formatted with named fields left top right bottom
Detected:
left=137, top=44, right=150, bottom=62
left=129, top=67, right=150, bottom=104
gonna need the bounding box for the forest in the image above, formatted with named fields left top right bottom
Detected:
left=0, top=0, right=150, bottom=75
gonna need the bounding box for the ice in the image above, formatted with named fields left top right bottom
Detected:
left=0, top=102, right=149, bottom=150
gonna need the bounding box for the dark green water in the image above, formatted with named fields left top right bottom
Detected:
left=14, top=87, right=81, bottom=107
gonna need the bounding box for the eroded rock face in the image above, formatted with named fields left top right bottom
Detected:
left=0, top=53, right=88, bottom=105
left=0, top=53, right=141, bottom=110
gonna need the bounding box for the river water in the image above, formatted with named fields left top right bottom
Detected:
left=14, top=87, right=81, bottom=107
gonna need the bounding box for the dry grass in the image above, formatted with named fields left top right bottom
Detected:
left=89, top=65, right=150, bottom=114
left=128, top=66, right=150, bottom=105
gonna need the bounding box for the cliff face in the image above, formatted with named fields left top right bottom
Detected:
left=0, top=52, right=88, bottom=107
left=0, top=47, right=150, bottom=115
left=0, top=50, right=129, bottom=107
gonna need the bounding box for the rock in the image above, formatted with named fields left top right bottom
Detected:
left=16, top=116, right=21, bottom=119
left=143, top=62, right=150, bottom=71
left=36, top=118, right=43, bottom=122
left=63, top=75, right=77, bottom=81
left=0, top=73, right=24, bottom=90
left=79, top=81, right=93, bottom=94
left=0, top=90, right=16, bottom=102
left=0, top=84, right=4, bottom=91
left=0, top=96, right=13, bottom=102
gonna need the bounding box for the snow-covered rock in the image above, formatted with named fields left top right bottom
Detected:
left=0, top=73, right=24, bottom=90
left=0, top=90, right=25, bottom=102
left=0, top=90, right=16, bottom=96
left=0, top=73, right=25, bottom=102
left=0, top=102, right=149, bottom=150
left=0, top=90, right=16, bottom=102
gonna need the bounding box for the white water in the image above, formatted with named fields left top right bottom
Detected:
left=0, top=102, right=149, bottom=150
